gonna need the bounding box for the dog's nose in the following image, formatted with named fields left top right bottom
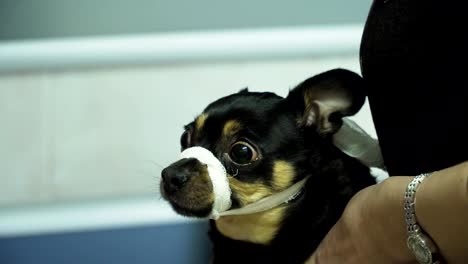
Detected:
left=161, top=167, right=188, bottom=190
left=161, top=158, right=199, bottom=191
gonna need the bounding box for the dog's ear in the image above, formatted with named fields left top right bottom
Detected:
left=285, top=68, right=366, bottom=135
left=238, top=87, right=249, bottom=94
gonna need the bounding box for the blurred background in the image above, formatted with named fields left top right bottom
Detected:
left=0, top=0, right=375, bottom=263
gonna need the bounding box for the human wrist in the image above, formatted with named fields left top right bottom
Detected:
left=337, top=176, right=416, bottom=263
left=366, top=176, right=417, bottom=262
left=385, top=161, right=468, bottom=264
left=405, top=173, right=441, bottom=264
left=308, top=161, right=468, bottom=264
left=413, top=161, right=468, bottom=263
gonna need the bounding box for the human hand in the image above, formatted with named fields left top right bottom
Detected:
left=306, top=161, right=468, bottom=264
left=305, top=176, right=417, bottom=264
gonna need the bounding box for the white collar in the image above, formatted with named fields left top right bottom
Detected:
left=212, top=176, right=309, bottom=219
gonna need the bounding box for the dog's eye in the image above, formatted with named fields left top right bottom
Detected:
left=180, top=129, right=191, bottom=150
left=229, top=141, right=258, bottom=165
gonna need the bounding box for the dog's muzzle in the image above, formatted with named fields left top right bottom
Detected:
left=170, top=147, right=310, bottom=220
left=180, top=146, right=232, bottom=219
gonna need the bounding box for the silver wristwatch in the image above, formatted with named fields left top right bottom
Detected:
left=404, top=173, right=441, bottom=264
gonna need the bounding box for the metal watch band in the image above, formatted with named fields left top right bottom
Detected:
left=404, top=173, right=442, bottom=264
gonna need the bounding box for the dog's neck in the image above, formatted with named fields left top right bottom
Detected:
left=213, top=152, right=375, bottom=246
left=214, top=176, right=308, bottom=244
left=213, top=176, right=308, bottom=219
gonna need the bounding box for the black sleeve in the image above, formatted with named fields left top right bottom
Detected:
left=360, top=0, right=468, bottom=176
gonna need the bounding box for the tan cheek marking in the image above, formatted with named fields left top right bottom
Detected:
left=228, top=176, right=272, bottom=206
left=272, top=160, right=296, bottom=191
left=215, top=162, right=295, bottom=244
left=215, top=206, right=286, bottom=245
left=216, top=163, right=294, bottom=244
left=195, top=113, right=208, bottom=131
left=222, top=120, right=242, bottom=137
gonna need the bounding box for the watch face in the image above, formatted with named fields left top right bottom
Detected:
left=407, top=234, right=432, bottom=264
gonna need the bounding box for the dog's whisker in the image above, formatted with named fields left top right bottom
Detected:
left=143, top=159, right=166, bottom=169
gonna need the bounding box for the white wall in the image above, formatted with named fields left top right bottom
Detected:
left=0, top=55, right=376, bottom=207
left=0, top=24, right=380, bottom=237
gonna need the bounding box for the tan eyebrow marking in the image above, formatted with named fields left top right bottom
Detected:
left=195, top=113, right=208, bottom=131
left=223, top=120, right=242, bottom=137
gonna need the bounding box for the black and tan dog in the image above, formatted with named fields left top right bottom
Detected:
left=160, top=69, right=376, bottom=263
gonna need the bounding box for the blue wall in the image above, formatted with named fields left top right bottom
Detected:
left=0, top=222, right=211, bottom=264
left=0, top=0, right=371, bottom=40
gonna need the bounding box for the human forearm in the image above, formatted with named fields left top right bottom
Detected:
left=415, top=161, right=468, bottom=263
left=306, top=176, right=414, bottom=264
left=306, top=161, right=468, bottom=264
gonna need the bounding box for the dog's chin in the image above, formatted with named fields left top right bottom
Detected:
left=160, top=187, right=212, bottom=218
left=169, top=202, right=212, bottom=218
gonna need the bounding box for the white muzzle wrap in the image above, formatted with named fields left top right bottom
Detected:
left=180, top=147, right=232, bottom=219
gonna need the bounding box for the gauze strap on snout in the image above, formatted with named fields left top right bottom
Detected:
left=180, top=147, right=231, bottom=219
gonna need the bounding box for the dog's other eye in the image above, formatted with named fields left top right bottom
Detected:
left=229, top=141, right=258, bottom=165
left=180, top=129, right=191, bottom=150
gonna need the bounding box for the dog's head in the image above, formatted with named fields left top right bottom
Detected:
left=160, top=69, right=366, bottom=218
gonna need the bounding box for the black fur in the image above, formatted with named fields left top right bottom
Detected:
left=162, top=68, right=376, bottom=263
left=209, top=148, right=373, bottom=263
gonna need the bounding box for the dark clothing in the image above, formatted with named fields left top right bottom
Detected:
left=360, top=0, right=468, bottom=176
